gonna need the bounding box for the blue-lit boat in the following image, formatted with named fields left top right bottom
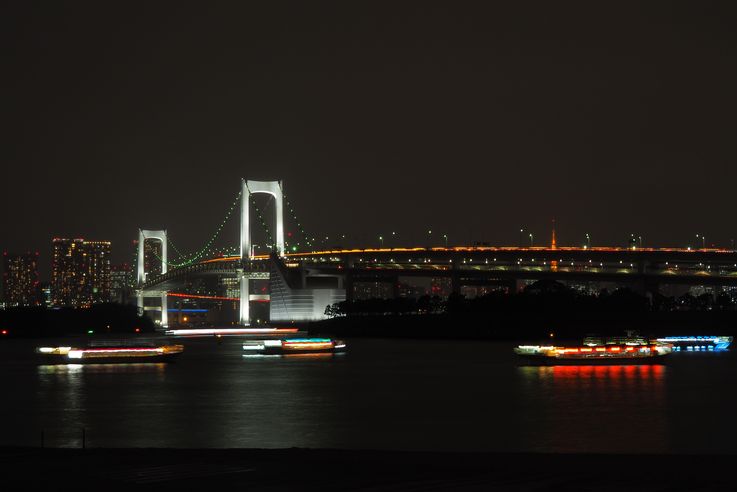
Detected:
left=655, top=336, right=733, bottom=352
left=243, top=338, right=346, bottom=355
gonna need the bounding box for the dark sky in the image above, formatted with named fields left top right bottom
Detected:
left=2, top=1, right=736, bottom=278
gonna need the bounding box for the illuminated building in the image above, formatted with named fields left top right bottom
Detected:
left=40, top=282, right=52, bottom=307
left=352, top=281, right=394, bottom=300
left=397, top=280, right=428, bottom=298
left=51, top=238, right=111, bottom=307
left=85, top=241, right=112, bottom=304
left=220, top=277, right=240, bottom=299
left=51, top=238, right=85, bottom=306
left=430, top=277, right=452, bottom=298
left=111, top=263, right=133, bottom=304
left=142, top=239, right=163, bottom=278
left=2, top=252, right=40, bottom=306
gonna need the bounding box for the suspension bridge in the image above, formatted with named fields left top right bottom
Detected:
left=136, top=179, right=737, bottom=327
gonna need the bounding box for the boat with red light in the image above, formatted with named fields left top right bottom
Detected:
left=36, top=341, right=184, bottom=364
left=514, top=342, right=672, bottom=365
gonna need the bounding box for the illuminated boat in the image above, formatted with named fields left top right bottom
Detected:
left=655, top=336, right=733, bottom=351
left=242, top=338, right=346, bottom=355
left=36, top=344, right=184, bottom=364
left=582, top=332, right=648, bottom=346
left=164, top=327, right=302, bottom=337
left=514, top=343, right=672, bottom=365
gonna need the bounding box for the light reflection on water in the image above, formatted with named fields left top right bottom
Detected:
left=38, top=363, right=167, bottom=374
left=243, top=353, right=336, bottom=360
left=0, top=338, right=734, bottom=452
left=516, top=364, right=668, bottom=453
left=521, top=363, right=666, bottom=385
left=35, top=363, right=169, bottom=447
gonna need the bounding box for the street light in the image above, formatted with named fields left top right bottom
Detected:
left=379, top=235, right=384, bottom=248
left=585, top=233, right=591, bottom=249
left=443, top=234, right=448, bottom=248
left=529, top=233, right=533, bottom=247
left=696, top=234, right=705, bottom=249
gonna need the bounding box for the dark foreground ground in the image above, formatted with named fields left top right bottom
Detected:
left=1, top=447, right=735, bottom=491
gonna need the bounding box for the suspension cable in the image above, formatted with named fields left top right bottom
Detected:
left=145, top=189, right=242, bottom=268
left=279, top=182, right=313, bottom=250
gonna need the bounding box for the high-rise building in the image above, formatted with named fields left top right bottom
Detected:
left=2, top=252, right=40, bottom=306
left=84, top=241, right=112, bottom=304
left=40, top=282, right=52, bottom=307
left=111, top=263, right=133, bottom=304
left=51, top=238, right=111, bottom=307
left=51, top=238, right=85, bottom=307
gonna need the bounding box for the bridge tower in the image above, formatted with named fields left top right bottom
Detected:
left=239, top=179, right=285, bottom=325
left=136, top=229, right=169, bottom=327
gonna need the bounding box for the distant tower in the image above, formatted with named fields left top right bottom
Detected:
left=550, top=219, right=558, bottom=272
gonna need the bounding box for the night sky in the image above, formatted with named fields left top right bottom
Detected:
left=3, top=2, right=736, bottom=277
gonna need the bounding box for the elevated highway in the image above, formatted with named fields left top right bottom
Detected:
left=139, top=246, right=737, bottom=324
left=143, top=246, right=737, bottom=289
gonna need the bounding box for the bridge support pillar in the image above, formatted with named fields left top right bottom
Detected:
left=160, top=292, right=168, bottom=327
left=239, top=275, right=250, bottom=326
left=136, top=291, right=144, bottom=316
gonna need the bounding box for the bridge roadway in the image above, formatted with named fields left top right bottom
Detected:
left=141, top=246, right=737, bottom=293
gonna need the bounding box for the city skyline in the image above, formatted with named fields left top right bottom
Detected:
left=3, top=2, right=736, bottom=274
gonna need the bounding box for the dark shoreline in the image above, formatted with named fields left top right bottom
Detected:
left=1, top=447, right=735, bottom=490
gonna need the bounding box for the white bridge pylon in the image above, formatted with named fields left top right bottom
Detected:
left=137, top=229, right=168, bottom=284
left=240, top=179, right=285, bottom=259
left=239, top=179, right=285, bottom=325
left=136, top=229, right=169, bottom=327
